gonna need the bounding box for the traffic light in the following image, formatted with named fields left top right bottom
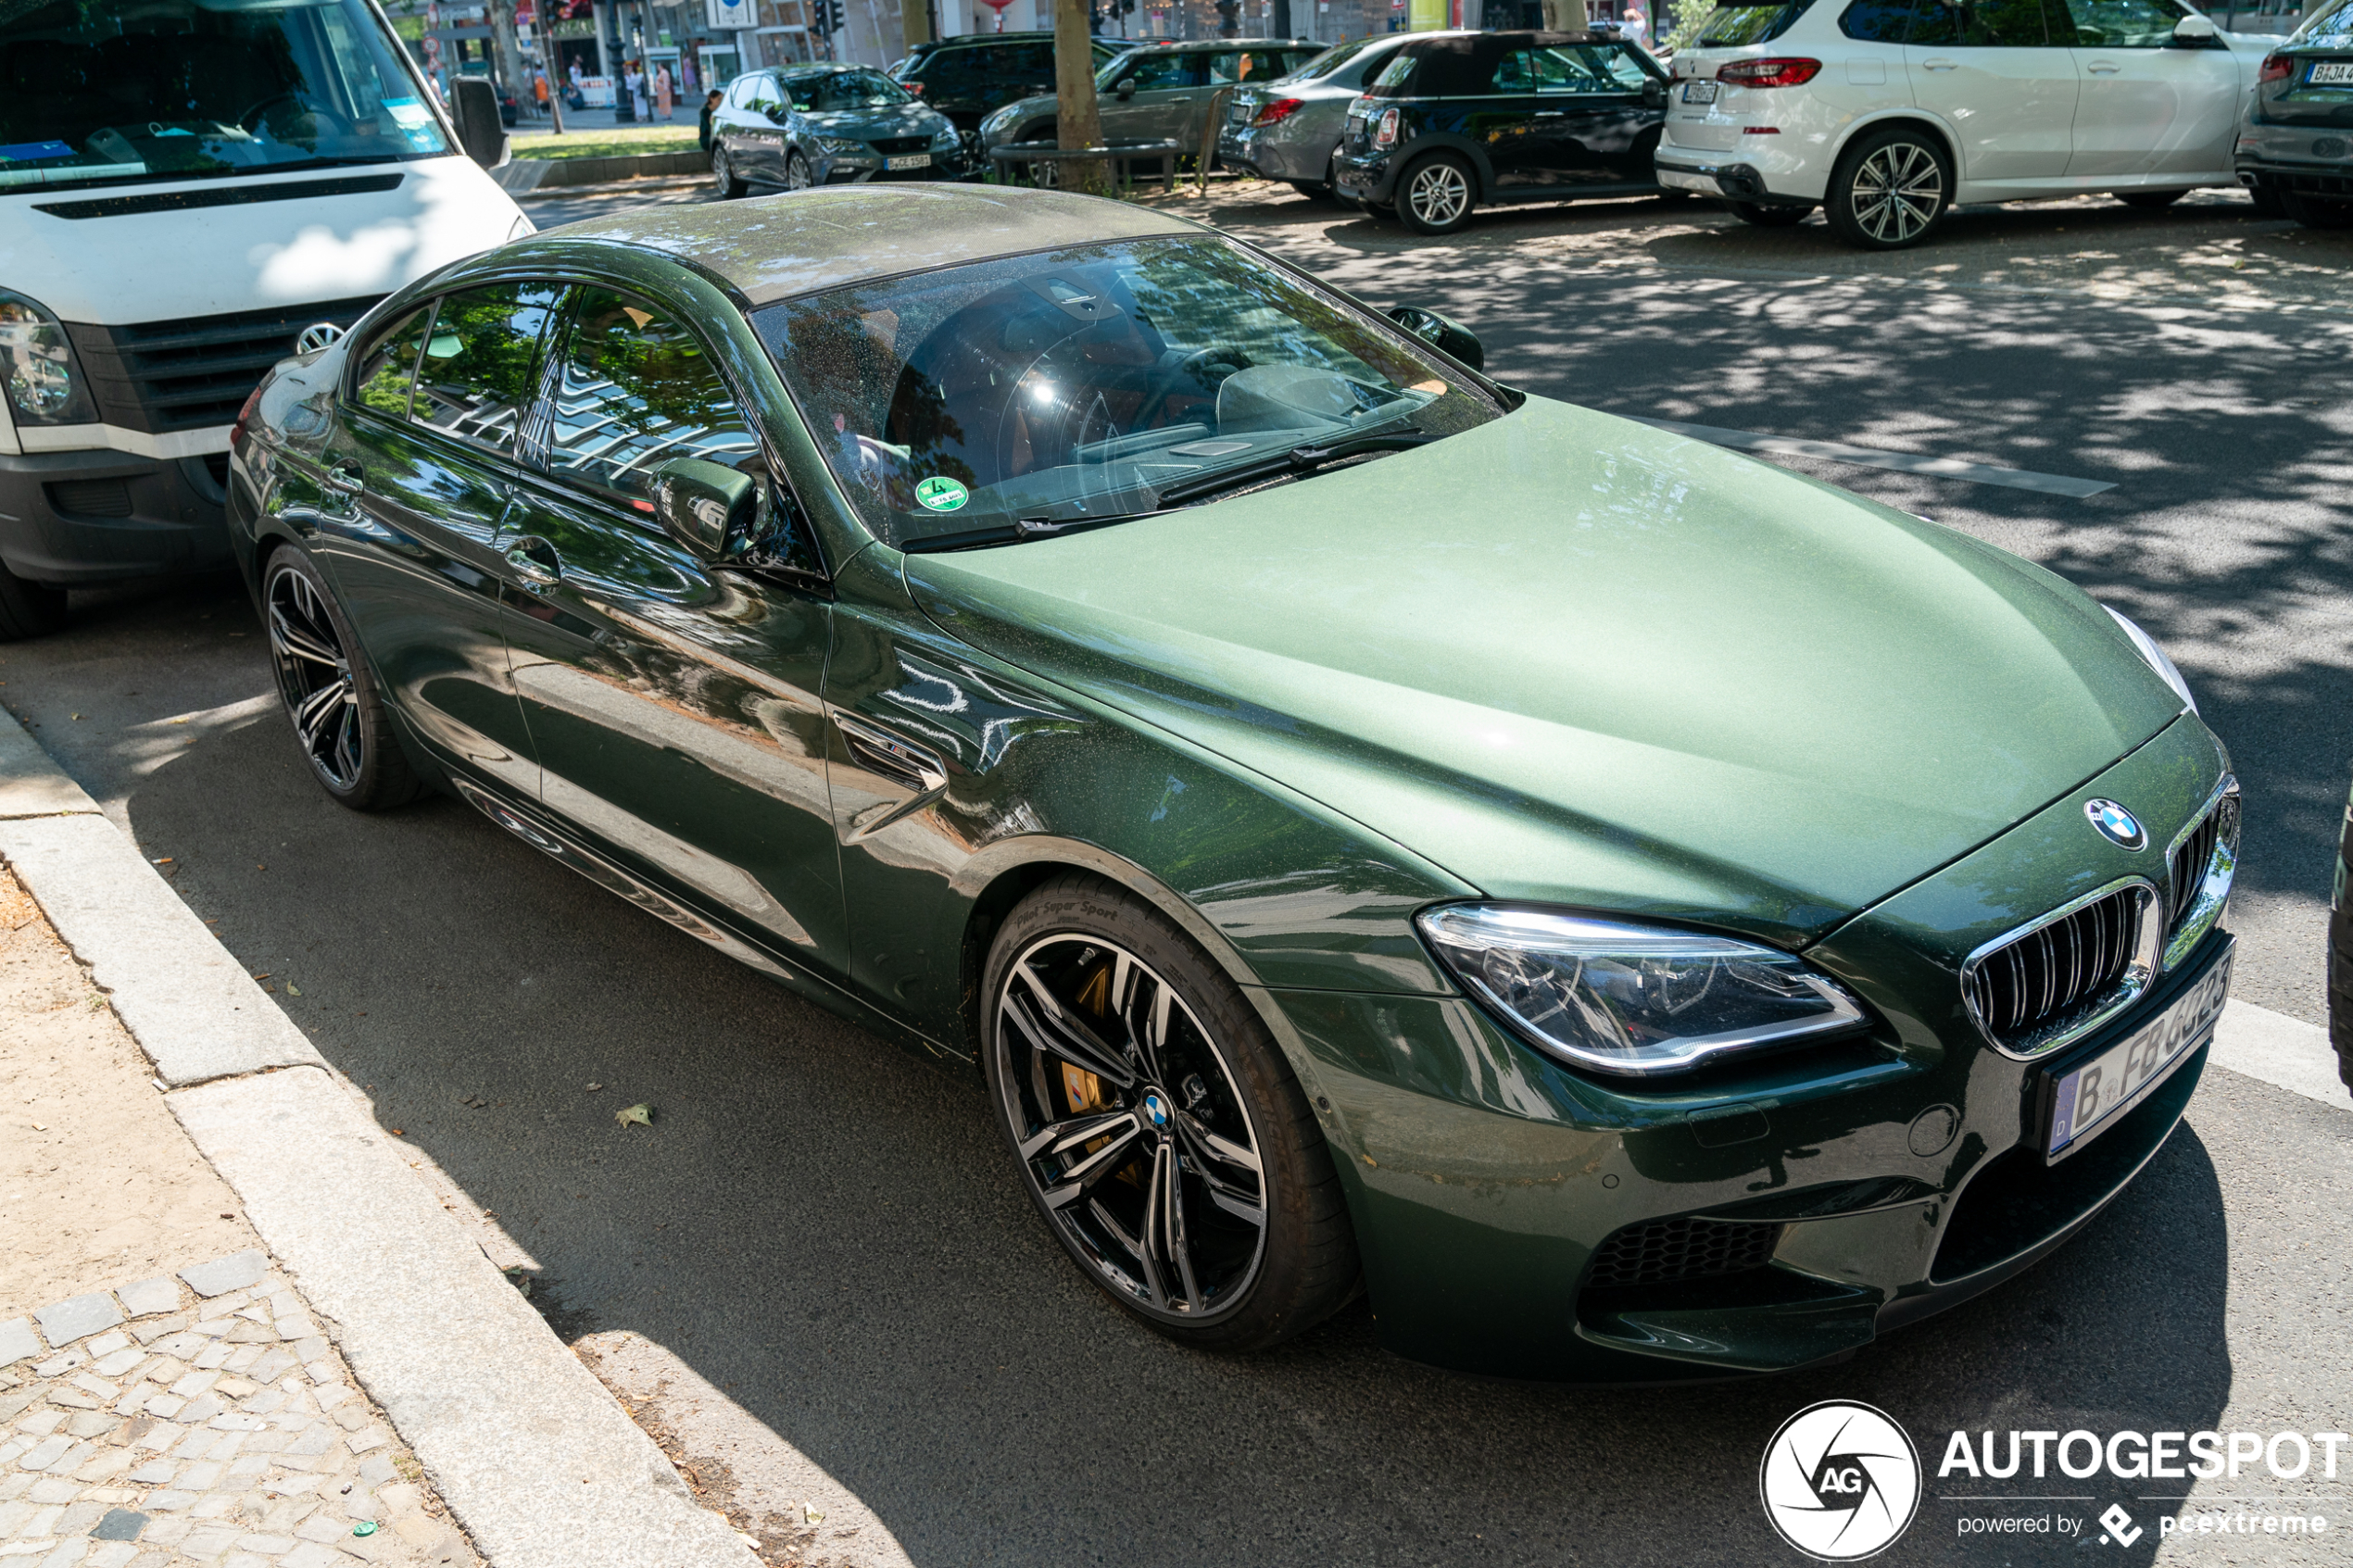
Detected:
left=809, top=0, right=835, bottom=32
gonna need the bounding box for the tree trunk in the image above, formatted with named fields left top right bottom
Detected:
left=491, top=3, right=529, bottom=117
left=900, top=0, right=930, bottom=53
left=1052, top=0, right=1110, bottom=195
left=1541, top=0, right=1578, bottom=27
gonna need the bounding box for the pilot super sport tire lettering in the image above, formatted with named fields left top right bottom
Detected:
left=1727, top=199, right=1808, bottom=227
left=1398, top=152, right=1476, bottom=236
left=0, top=565, right=67, bottom=642
left=263, top=546, right=423, bottom=812
left=1827, top=125, right=1951, bottom=249
left=982, top=873, right=1359, bottom=1351
left=786, top=151, right=815, bottom=191
left=712, top=144, right=747, bottom=198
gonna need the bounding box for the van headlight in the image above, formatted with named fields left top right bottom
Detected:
left=0, top=290, right=94, bottom=426
left=1416, top=906, right=1869, bottom=1077
left=2102, top=605, right=2197, bottom=715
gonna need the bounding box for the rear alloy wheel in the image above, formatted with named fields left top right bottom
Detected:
left=1827, top=126, right=1951, bottom=249
left=785, top=150, right=815, bottom=190
left=711, top=144, right=746, bottom=198
left=1727, top=200, right=1809, bottom=227
left=264, top=547, right=422, bottom=811
left=2283, top=190, right=2353, bottom=230
left=1398, top=153, right=1476, bottom=236
left=0, top=564, right=67, bottom=641
left=983, top=873, right=1359, bottom=1351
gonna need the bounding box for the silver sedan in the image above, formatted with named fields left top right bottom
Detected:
left=1217, top=31, right=1471, bottom=199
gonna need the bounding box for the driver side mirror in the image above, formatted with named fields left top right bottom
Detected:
left=2170, top=12, right=2221, bottom=44
left=1115, top=77, right=1139, bottom=99
left=1385, top=306, right=1484, bottom=372
left=1642, top=77, right=1667, bottom=108
left=649, top=458, right=760, bottom=561
left=450, top=77, right=510, bottom=170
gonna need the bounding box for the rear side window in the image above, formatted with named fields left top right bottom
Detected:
left=1696, top=1, right=1816, bottom=44
left=2296, top=0, right=2353, bottom=44
left=350, top=307, right=430, bottom=420
left=411, top=282, right=562, bottom=455
left=1909, top=0, right=2048, bottom=44
left=1529, top=42, right=1653, bottom=90
left=544, top=288, right=759, bottom=505
left=1839, top=0, right=1918, bottom=39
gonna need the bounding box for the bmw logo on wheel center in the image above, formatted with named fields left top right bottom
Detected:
left=1760, top=1401, right=1922, bottom=1560
left=1142, top=1091, right=1171, bottom=1130
left=2084, top=797, right=2149, bottom=851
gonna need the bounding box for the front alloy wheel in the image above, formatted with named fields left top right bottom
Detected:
left=265, top=547, right=422, bottom=811
left=1398, top=153, right=1475, bottom=236
left=712, top=144, right=746, bottom=198
left=984, top=874, right=1358, bottom=1349
left=785, top=150, right=815, bottom=190
left=1828, top=129, right=1949, bottom=249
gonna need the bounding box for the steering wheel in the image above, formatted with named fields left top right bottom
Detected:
left=242, top=94, right=357, bottom=138
left=1137, top=345, right=1247, bottom=430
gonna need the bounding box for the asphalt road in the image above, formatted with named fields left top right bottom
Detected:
left=6, top=183, right=2350, bottom=1567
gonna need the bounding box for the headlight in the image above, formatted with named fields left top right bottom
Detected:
left=1416, top=906, right=1868, bottom=1077
left=2102, top=605, right=2197, bottom=715
left=0, top=290, right=94, bottom=427
left=819, top=136, right=871, bottom=157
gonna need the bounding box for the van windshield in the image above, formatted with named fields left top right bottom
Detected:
left=0, top=0, right=447, bottom=194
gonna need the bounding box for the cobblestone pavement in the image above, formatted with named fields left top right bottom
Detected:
left=0, top=1250, right=478, bottom=1568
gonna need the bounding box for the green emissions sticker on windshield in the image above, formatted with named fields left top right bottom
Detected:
left=914, top=476, right=969, bottom=512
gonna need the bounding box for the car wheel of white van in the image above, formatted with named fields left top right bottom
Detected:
left=1398, top=153, right=1476, bottom=236
left=1827, top=125, right=1951, bottom=250
left=712, top=144, right=747, bottom=199
left=786, top=151, right=815, bottom=191
left=1727, top=200, right=1808, bottom=227
left=0, top=566, right=66, bottom=642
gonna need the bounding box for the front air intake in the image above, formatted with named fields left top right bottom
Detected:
left=1585, top=1215, right=1784, bottom=1288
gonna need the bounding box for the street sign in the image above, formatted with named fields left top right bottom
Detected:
left=704, top=0, right=755, bottom=28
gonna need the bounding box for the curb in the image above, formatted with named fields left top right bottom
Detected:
left=497, top=149, right=708, bottom=194
left=0, top=705, right=758, bottom=1568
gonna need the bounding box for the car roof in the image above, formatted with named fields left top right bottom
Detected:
left=547, top=185, right=1202, bottom=307
left=1108, top=36, right=1316, bottom=52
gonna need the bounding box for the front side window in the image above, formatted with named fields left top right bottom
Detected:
left=754, top=236, right=1502, bottom=548
left=1101, top=51, right=1196, bottom=90
left=545, top=288, right=760, bottom=505
left=350, top=307, right=430, bottom=420
left=1840, top=0, right=1919, bottom=39
left=1695, top=0, right=1818, bottom=44
left=0, top=0, right=449, bottom=194
left=724, top=74, right=761, bottom=108
left=1910, top=0, right=2048, bottom=44
left=2058, top=0, right=2181, bottom=44
left=410, top=282, right=562, bottom=455
left=1529, top=43, right=1653, bottom=91
left=1210, top=49, right=1293, bottom=82
left=781, top=69, right=908, bottom=111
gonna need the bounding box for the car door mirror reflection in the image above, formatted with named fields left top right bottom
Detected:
left=649, top=457, right=761, bottom=560
left=1384, top=306, right=1485, bottom=372
left=2170, top=13, right=2221, bottom=45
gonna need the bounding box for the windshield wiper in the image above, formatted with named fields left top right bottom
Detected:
left=1148, top=429, right=1432, bottom=508
left=898, top=512, right=1150, bottom=554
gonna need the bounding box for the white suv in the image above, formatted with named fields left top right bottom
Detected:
left=1656, top=0, right=2280, bottom=247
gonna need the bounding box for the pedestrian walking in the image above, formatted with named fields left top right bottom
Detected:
left=532, top=67, right=550, bottom=119
left=626, top=59, right=648, bottom=120
left=698, top=88, right=723, bottom=150
left=655, top=60, right=673, bottom=120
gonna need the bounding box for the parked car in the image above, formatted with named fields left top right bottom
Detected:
left=2234, top=0, right=2353, bottom=229
left=2335, top=766, right=2352, bottom=1091
left=977, top=38, right=1324, bottom=169
left=1332, top=31, right=1672, bottom=235
left=1657, top=0, right=2286, bottom=248
left=710, top=63, right=968, bottom=194
left=1217, top=31, right=1462, bottom=199
left=886, top=31, right=1123, bottom=148
left=233, top=183, right=2241, bottom=1381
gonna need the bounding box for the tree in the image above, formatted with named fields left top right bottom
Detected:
left=1053, top=0, right=1110, bottom=195
left=901, top=0, right=930, bottom=55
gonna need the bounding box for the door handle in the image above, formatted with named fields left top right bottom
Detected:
left=318, top=460, right=364, bottom=497
left=505, top=533, right=562, bottom=588
left=2086, top=60, right=2121, bottom=72
left=1536, top=110, right=1566, bottom=117
left=1922, top=56, right=1958, bottom=69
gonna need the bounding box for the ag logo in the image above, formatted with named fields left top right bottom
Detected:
left=1759, top=1400, right=1921, bottom=1561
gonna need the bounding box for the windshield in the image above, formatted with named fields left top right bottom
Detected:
left=753, top=236, right=1501, bottom=548
left=783, top=68, right=908, bottom=111
left=0, top=0, right=447, bottom=193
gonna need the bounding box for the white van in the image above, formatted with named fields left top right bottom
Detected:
left=0, top=0, right=531, bottom=636
left=1655, top=0, right=2282, bottom=248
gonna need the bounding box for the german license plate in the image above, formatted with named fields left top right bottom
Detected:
left=1682, top=80, right=1718, bottom=104
left=2044, top=945, right=2232, bottom=1159
left=886, top=153, right=931, bottom=169
left=2311, top=60, right=2353, bottom=83
left=1228, top=98, right=1252, bottom=122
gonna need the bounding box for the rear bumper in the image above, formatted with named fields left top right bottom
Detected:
left=1655, top=154, right=1809, bottom=204
left=2238, top=157, right=2353, bottom=200
left=1332, top=152, right=1397, bottom=206
left=0, top=444, right=233, bottom=585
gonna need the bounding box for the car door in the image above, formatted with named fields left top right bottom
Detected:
left=1524, top=39, right=1657, bottom=185
left=2057, top=0, right=2240, bottom=176
left=495, top=282, right=848, bottom=973
left=309, top=284, right=555, bottom=799
left=1460, top=44, right=1548, bottom=193
left=1107, top=50, right=1207, bottom=150
left=1905, top=0, right=2079, bottom=182
left=738, top=72, right=790, bottom=181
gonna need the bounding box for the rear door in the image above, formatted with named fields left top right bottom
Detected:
left=1524, top=39, right=1657, bottom=185
left=497, top=282, right=848, bottom=972
left=1904, top=0, right=2078, bottom=182
left=2057, top=0, right=2239, bottom=177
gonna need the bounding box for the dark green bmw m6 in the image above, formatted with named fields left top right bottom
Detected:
left=229, top=185, right=2239, bottom=1380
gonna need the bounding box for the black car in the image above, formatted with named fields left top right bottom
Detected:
left=2334, top=767, right=2352, bottom=1089
left=887, top=31, right=1121, bottom=143
left=1332, top=31, right=1670, bottom=236
left=2234, top=0, right=2353, bottom=230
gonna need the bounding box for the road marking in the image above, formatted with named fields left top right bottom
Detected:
left=2210, top=997, right=2348, bottom=1113
left=1631, top=418, right=2118, bottom=498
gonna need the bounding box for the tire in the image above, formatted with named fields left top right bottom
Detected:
left=1396, top=152, right=1477, bottom=236
left=711, top=143, right=746, bottom=198
left=2117, top=188, right=2187, bottom=210
left=2283, top=189, right=2353, bottom=229
left=785, top=150, right=816, bottom=191
left=1825, top=124, right=1952, bottom=249
left=1727, top=200, right=1809, bottom=227
left=2249, top=183, right=2287, bottom=219
left=981, top=872, right=1360, bottom=1351
left=262, top=546, right=423, bottom=812
left=1290, top=179, right=1331, bottom=199
left=0, top=565, right=66, bottom=641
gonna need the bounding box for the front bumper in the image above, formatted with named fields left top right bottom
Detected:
left=1277, top=713, right=2233, bottom=1381
left=0, top=443, right=233, bottom=586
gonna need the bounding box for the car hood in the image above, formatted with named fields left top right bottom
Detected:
left=900, top=397, right=2185, bottom=947
left=799, top=105, right=952, bottom=137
